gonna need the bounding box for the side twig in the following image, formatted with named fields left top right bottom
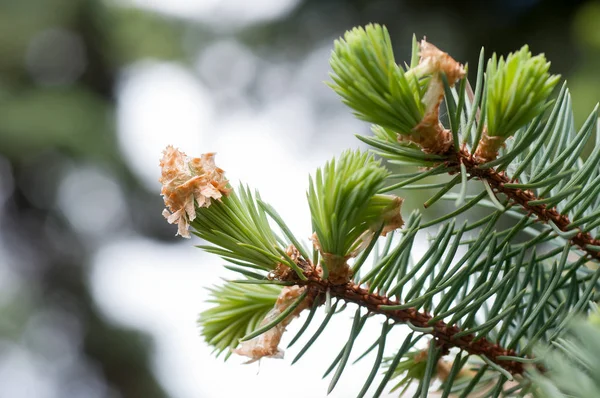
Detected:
left=283, top=266, right=526, bottom=376
left=452, top=148, right=600, bottom=261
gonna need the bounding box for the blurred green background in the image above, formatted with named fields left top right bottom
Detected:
left=0, top=0, right=599, bottom=397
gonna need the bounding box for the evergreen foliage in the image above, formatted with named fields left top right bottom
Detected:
left=307, top=149, right=389, bottom=260
left=485, top=46, right=560, bottom=138
left=328, top=26, right=426, bottom=136
left=529, top=312, right=600, bottom=397
left=161, top=23, right=600, bottom=397
left=190, top=185, right=307, bottom=279
left=200, top=282, right=281, bottom=359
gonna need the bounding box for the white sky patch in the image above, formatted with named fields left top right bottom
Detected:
left=203, top=97, right=316, bottom=237
left=116, top=62, right=213, bottom=190
left=0, top=345, right=58, bottom=398
left=56, top=165, right=127, bottom=239
left=195, top=40, right=258, bottom=93
left=112, top=0, right=301, bottom=28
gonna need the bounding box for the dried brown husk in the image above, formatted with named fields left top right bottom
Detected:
left=159, top=146, right=230, bottom=238
left=233, top=285, right=312, bottom=362
left=404, top=40, right=466, bottom=154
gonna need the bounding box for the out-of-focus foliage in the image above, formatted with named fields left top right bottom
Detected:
left=570, top=1, right=600, bottom=127
left=0, top=0, right=182, bottom=161
left=0, top=0, right=183, bottom=396
left=530, top=313, right=600, bottom=397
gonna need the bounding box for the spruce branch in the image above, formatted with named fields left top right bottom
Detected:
left=321, top=24, right=600, bottom=394
left=447, top=148, right=600, bottom=261
left=334, top=26, right=598, bottom=259
left=284, top=266, right=527, bottom=376
left=161, top=22, right=600, bottom=397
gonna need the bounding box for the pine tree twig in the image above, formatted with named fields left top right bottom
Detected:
left=450, top=148, right=600, bottom=261
left=282, top=264, right=526, bottom=376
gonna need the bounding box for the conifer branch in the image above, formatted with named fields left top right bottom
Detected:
left=280, top=258, right=527, bottom=376
left=449, top=148, right=600, bottom=261
left=166, top=23, right=600, bottom=396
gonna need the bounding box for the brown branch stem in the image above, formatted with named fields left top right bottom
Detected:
left=283, top=266, right=526, bottom=376
left=452, top=148, right=600, bottom=261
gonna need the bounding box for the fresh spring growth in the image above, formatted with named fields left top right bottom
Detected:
left=191, top=185, right=305, bottom=276
left=475, top=46, right=560, bottom=162
left=161, top=146, right=304, bottom=277
left=199, top=281, right=311, bottom=362
left=308, top=149, right=403, bottom=284
left=328, top=23, right=465, bottom=153
left=159, top=148, right=317, bottom=362
left=199, top=281, right=281, bottom=359
left=159, top=145, right=230, bottom=238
